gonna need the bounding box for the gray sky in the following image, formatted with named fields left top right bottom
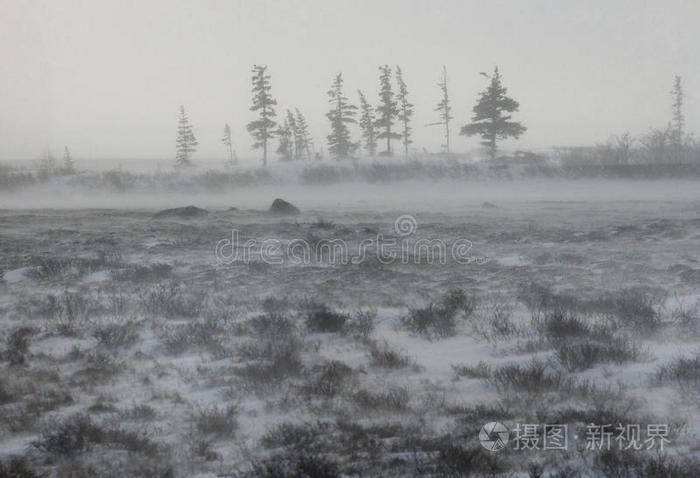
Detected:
left=1, top=0, right=698, bottom=162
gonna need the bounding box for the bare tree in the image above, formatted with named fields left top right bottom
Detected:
left=613, top=133, right=632, bottom=165
left=428, top=66, right=453, bottom=154
left=222, top=123, right=237, bottom=166
left=640, top=126, right=672, bottom=162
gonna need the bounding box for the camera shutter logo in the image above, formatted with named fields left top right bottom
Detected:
left=479, top=422, right=509, bottom=452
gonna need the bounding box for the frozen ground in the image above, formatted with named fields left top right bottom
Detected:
left=1, top=179, right=700, bottom=477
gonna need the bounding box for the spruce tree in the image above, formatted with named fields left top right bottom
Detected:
left=358, top=90, right=377, bottom=157
left=222, top=123, right=237, bottom=166
left=326, top=73, right=357, bottom=159
left=246, top=65, right=277, bottom=166
left=395, top=66, right=414, bottom=158
left=294, top=108, right=313, bottom=160
left=428, top=66, right=453, bottom=154
left=671, top=75, right=685, bottom=150
left=175, top=105, right=198, bottom=167
left=375, top=65, right=400, bottom=155
left=285, top=110, right=301, bottom=160
left=276, top=113, right=293, bottom=161
left=460, top=66, right=525, bottom=160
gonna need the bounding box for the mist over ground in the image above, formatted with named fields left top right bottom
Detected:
left=3, top=155, right=700, bottom=210
left=3, top=176, right=700, bottom=212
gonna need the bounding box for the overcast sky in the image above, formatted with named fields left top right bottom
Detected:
left=1, top=0, right=698, bottom=162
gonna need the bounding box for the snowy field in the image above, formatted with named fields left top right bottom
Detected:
left=2, top=179, right=700, bottom=477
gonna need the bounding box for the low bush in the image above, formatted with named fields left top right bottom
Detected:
left=112, top=263, right=172, bottom=283
left=428, top=443, right=502, bottom=477
left=451, top=361, right=491, bottom=379
left=303, top=301, right=348, bottom=333
left=188, top=437, right=220, bottom=461
left=542, top=398, right=644, bottom=432
left=402, top=303, right=455, bottom=338
left=654, top=353, right=700, bottom=391
left=367, top=340, right=413, bottom=369
left=446, top=403, right=514, bottom=424
left=119, top=404, right=157, bottom=421
left=260, top=421, right=331, bottom=452
left=539, top=310, right=592, bottom=339
left=343, top=309, right=376, bottom=341
left=0, top=379, right=15, bottom=404
left=490, top=360, right=576, bottom=394
left=248, top=453, right=340, bottom=478
left=303, top=360, right=355, bottom=397
left=554, top=336, right=640, bottom=372
left=537, top=308, right=642, bottom=371
left=139, top=284, right=207, bottom=319
left=22, top=388, right=74, bottom=419
left=160, top=320, right=223, bottom=355
left=670, top=298, right=700, bottom=337
left=32, top=414, right=158, bottom=457
left=193, top=404, right=238, bottom=438
left=5, top=327, right=35, bottom=366
left=27, top=254, right=122, bottom=282
left=93, top=321, right=140, bottom=349
left=353, top=386, right=410, bottom=412
left=640, top=454, right=699, bottom=478
left=69, top=352, right=121, bottom=385
left=0, top=456, right=43, bottom=478
left=602, top=288, right=666, bottom=335
left=483, top=302, right=517, bottom=339
left=401, top=289, right=476, bottom=338
left=42, top=291, right=100, bottom=335
left=244, top=313, right=295, bottom=338
left=518, top=282, right=577, bottom=317
left=235, top=334, right=304, bottom=389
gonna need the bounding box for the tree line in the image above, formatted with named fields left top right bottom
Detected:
left=175, top=67, right=688, bottom=168
left=175, top=64, right=527, bottom=167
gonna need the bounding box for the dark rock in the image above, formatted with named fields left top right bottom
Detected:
left=268, top=198, right=300, bottom=216
left=482, top=201, right=501, bottom=210
left=153, top=205, right=209, bottom=219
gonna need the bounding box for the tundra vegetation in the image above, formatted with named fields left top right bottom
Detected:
left=1, top=198, right=699, bottom=476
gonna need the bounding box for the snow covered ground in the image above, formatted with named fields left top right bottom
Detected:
left=1, top=178, right=700, bottom=476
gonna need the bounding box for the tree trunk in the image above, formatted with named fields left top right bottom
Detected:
left=263, top=138, right=267, bottom=167
left=262, top=103, right=268, bottom=167
left=445, top=118, right=450, bottom=154
left=404, top=120, right=408, bottom=158
left=386, top=124, right=391, bottom=155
